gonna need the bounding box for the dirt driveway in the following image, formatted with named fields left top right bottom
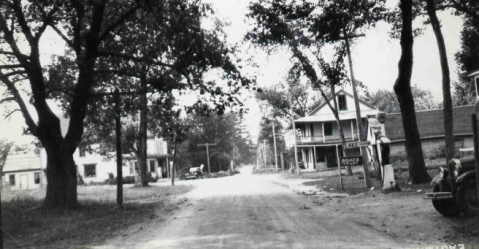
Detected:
left=90, top=166, right=452, bottom=249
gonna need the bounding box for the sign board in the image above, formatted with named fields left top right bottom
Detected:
left=343, top=141, right=370, bottom=149
left=340, top=156, right=362, bottom=166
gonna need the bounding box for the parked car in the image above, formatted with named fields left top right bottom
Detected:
left=425, top=157, right=479, bottom=217
left=183, top=167, right=204, bottom=180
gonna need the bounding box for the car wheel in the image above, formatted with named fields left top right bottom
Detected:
left=456, top=180, right=479, bottom=217
left=432, top=185, right=460, bottom=217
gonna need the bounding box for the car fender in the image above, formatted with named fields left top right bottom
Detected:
left=431, top=174, right=444, bottom=187
left=456, top=170, right=476, bottom=185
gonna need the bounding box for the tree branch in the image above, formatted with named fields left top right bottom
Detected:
left=0, top=97, right=15, bottom=105
left=0, top=73, right=38, bottom=135
left=99, top=5, right=140, bottom=42
left=35, top=5, right=60, bottom=42
left=48, top=23, right=75, bottom=48
left=4, top=109, right=20, bottom=120
left=0, top=13, right=30, bottom=65
left=93, top=69, right=141, bottom=78
left=1, top=70, right=26, bottom=78
left=0, top=64, right=24, bottom=70
left=10, top=0, right=35, bottom=44
left=97, top=51, right=176, bottom=68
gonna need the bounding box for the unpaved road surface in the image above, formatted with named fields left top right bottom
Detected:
left=94, top=167, right=409, bottom=249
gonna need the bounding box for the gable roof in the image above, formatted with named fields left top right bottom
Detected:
left=385, top=105, right=477, bottom=141
left=308, top=89, right=376, bottom=115
left=2, top=154, right=43, bottom=173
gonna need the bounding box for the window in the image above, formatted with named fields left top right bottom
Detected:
left=84, top=164, right=96, bottom=178
left=338, top=95, right=347, bottom=111
left=79, top=147, right=86, bottom=157
left=324, top=122, right=333, bottom=136
left=129, top=161, right=135, bottom=174
left=9, top=174, right=15, bottom=186
left=34, top=172, right=41, bottom=184
left=476, top=78, right=479, bottom=97
left=149, top=160, right=156, bottom=172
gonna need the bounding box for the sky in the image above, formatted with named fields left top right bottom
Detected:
left=0, top=0, right=466, bottom=146
left=205, top=0, right=464, bottom=143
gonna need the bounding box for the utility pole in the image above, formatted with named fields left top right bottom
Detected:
left=114, top=89, right=123, bottom=208
left=272, top=120, right=278, bottom=171
left=262, top=139, right=268, bottom=166
left=341, top=31, right=371, bottom=188
left=288, top=93, right=300, bottom=174
left=197, top=143, right=216, bottom=173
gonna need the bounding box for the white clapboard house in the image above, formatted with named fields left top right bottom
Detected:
left=2, top=115, right=171, bottom=190
left=293, top=89, right=385, bottom=170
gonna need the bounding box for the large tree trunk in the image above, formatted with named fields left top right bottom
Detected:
left=394, top=0, right=431, bottom=184
left=44, top=149, right=79, bottom=208
left=425, top=0, right=454, bottom=165
left=137, top=76, right=148, bottom=186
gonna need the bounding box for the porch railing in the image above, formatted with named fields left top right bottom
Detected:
left=296, top=133, right=359, bottom=144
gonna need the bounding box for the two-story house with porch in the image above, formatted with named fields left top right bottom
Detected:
left=294, top=89, right=381, bottom=170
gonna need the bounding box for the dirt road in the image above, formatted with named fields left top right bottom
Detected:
left=94, top=166, right=408, bottom=249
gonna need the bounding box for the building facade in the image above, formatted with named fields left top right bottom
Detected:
left=2, top=152, right=47, bottom=191
left=385, top=105, right=477, bottom=157
left=294, top=90, right=383, bottom=170
left=2, top=136, right=171, bottom=190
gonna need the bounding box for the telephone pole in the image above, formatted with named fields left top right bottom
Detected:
left=197, top=143, right=216, bottom=173
left=288, top=93, right=300, bottom=174
left=272, top=120, right=278, bottom=171
left=340, top=31, right=371, bottom=188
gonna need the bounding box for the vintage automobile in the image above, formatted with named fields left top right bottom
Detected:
left=425, top=157, right=479, bottom=217
left=183, top=167, right=204, bottom=180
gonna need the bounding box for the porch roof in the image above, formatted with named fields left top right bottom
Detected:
left=124, top=154, right=173, bottom=160
left=295, top=109, right=378, bottom=123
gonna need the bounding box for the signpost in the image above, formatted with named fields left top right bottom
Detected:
left=343, top=141, right=370, bottom=150
left=340, top=156, right=362, bottom=167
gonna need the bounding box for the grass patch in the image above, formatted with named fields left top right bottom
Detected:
left=288, top=166, right=440, bottom=195
left=252, top=168, right=280, bottom=174
left=1, top=184, right=193, bottom=249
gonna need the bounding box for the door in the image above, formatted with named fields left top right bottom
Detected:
left=20, top=174, right=28, bottom=190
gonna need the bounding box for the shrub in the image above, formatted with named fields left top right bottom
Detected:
left=104, top=176, right=136, bottom=185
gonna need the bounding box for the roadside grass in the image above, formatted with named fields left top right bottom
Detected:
left=1, top=184, right=193, bottom=249
left=252, top=167, right=279, bottom=175
left=284, top=166, right=439, bottom=195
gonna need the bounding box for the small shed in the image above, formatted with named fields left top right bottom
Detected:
left=2, top=153, right=46, bottom=191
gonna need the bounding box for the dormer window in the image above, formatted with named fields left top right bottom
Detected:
left=338, top=95, right=347, bottom=111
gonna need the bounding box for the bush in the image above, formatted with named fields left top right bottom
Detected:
left=104, top=176, right=136, bottom=185
left=390, top=152, right=407, bottom=163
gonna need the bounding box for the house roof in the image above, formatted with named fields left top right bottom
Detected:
left=295, top=109, right=378, bottom=123
left=2, top=154, right=43, bottom=173
left=385, top=105, right=477, bottom=141
left=308, top=89, right=376, bottom=115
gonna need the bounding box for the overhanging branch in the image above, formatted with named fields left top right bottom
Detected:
left=99, top=5, right=140, bottom=42
left=97, top=51, right=175, bottom=68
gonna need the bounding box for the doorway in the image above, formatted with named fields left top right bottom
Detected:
left=20, top=174, right=28, bottom=190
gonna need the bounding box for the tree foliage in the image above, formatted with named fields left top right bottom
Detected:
left=369, top=86, right=439, bottom=113
left=0, top=0, right=253, bottom=208
left=170, top=111, right=253, bottom=174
